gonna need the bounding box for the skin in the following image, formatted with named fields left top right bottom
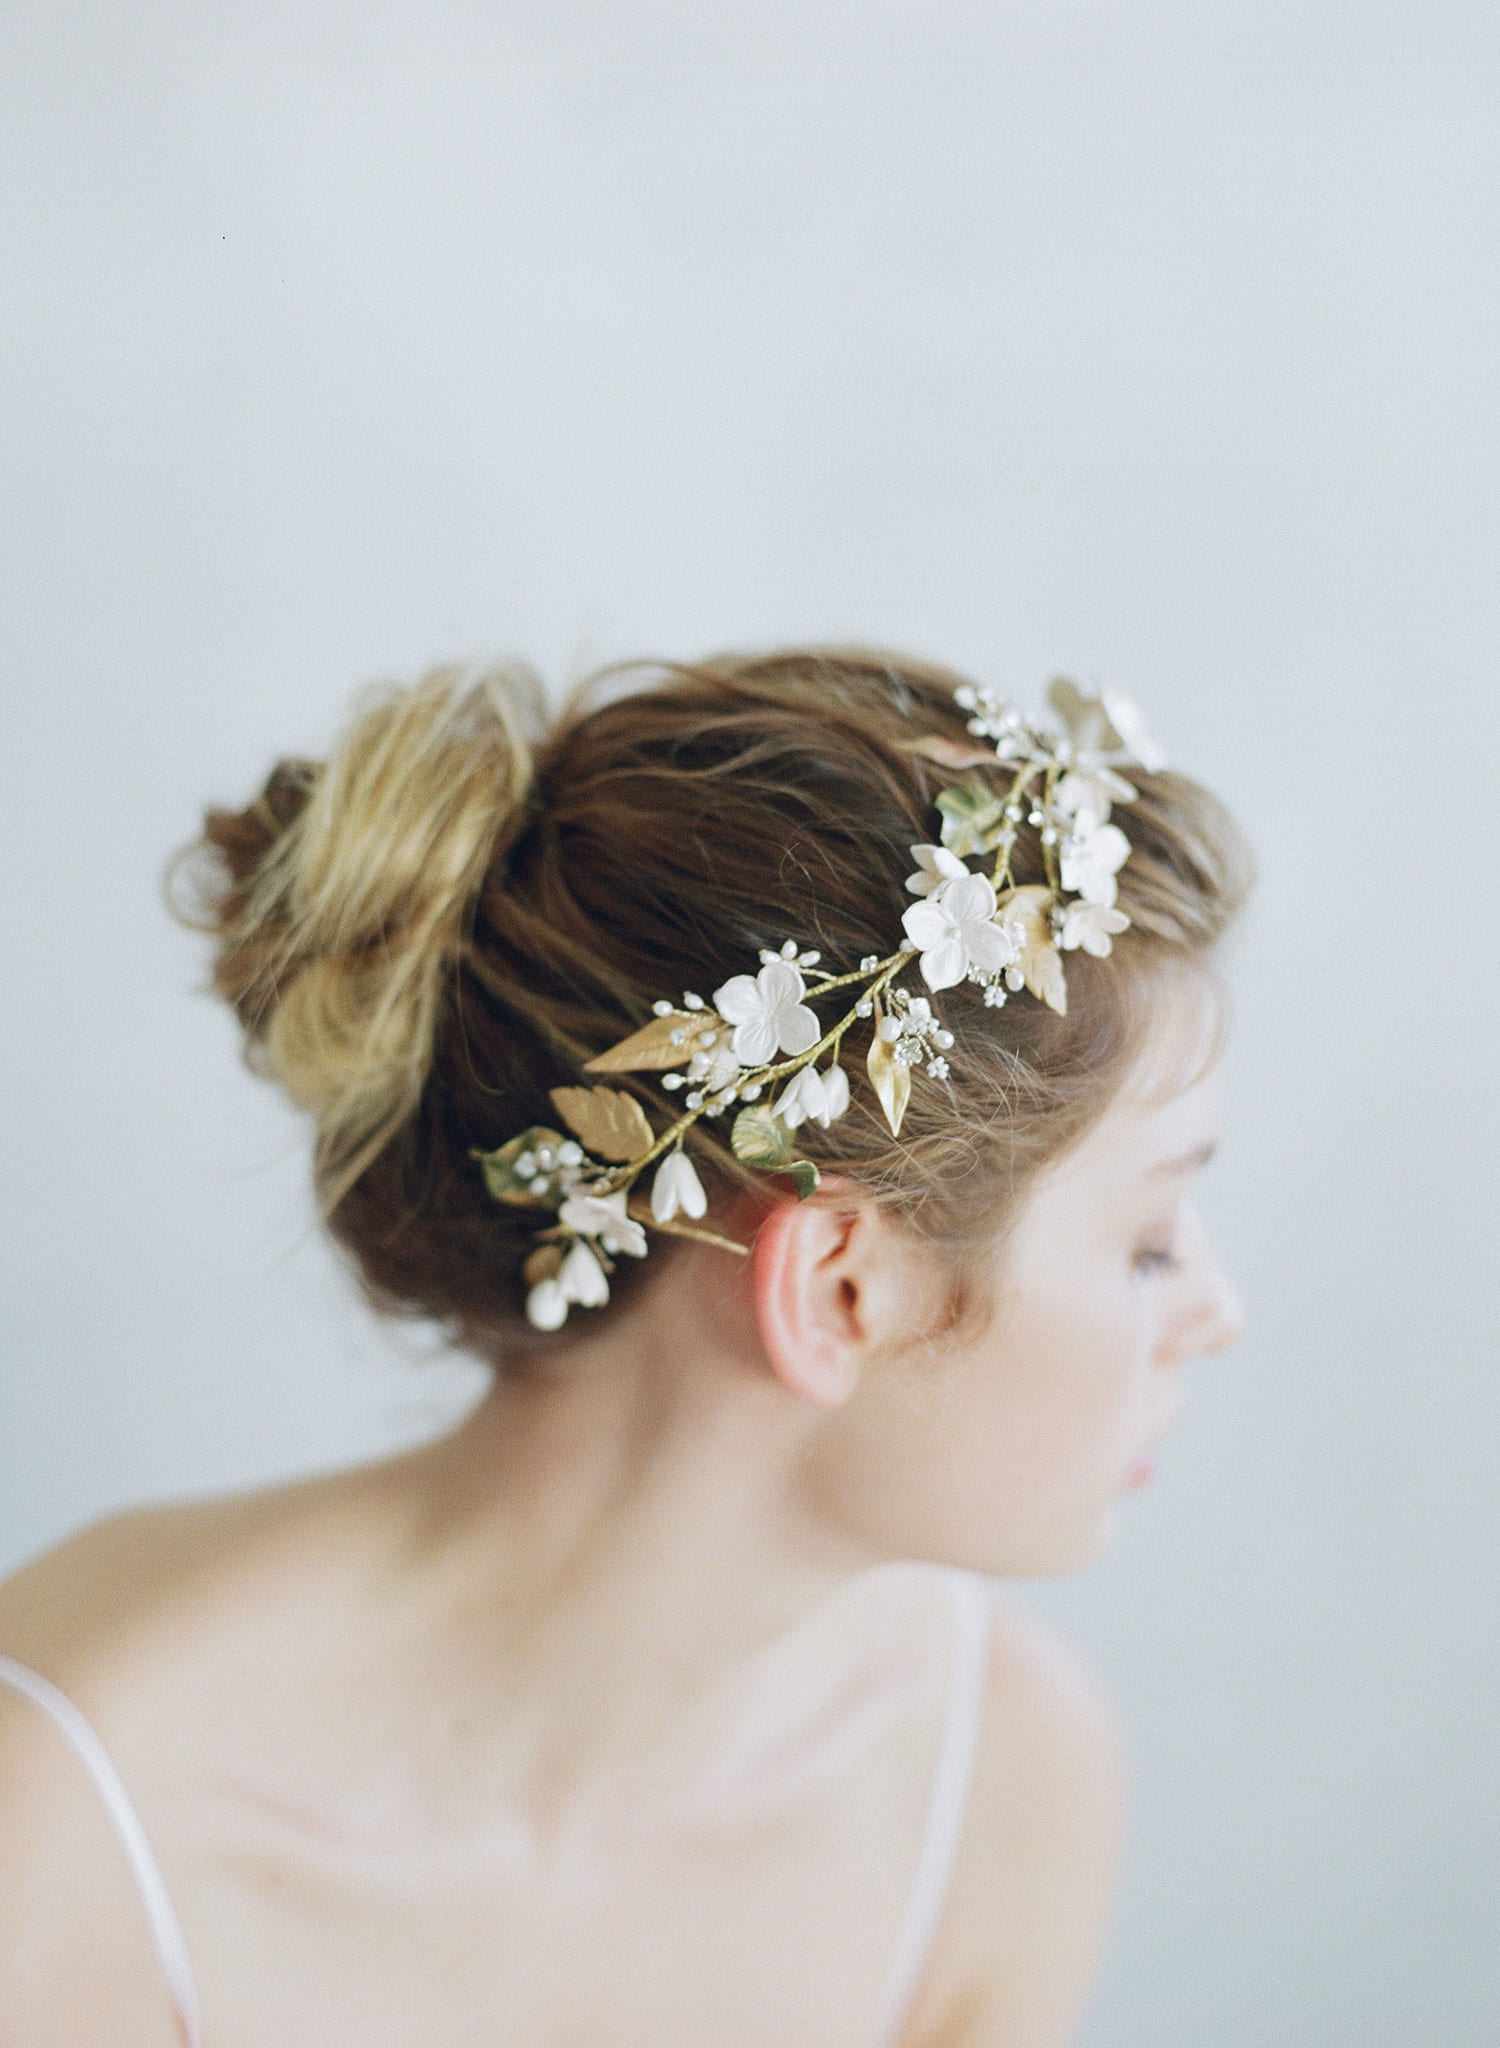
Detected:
left=0, top=972, right=1245, bottom=2042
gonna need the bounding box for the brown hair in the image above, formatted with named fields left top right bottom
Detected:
left=163, top=647, right=1256, bottom=1372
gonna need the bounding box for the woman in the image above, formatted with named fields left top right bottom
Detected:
left=0, top=648, right=1252, bottom=2045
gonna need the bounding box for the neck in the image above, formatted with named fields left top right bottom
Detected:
left=373, top=1255, right=882, bottom=1749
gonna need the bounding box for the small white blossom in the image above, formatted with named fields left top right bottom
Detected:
left=557, top=1187, right=648, bottom=1256
left=559, top=1237, right=610, bottom=1307
left=904, top=843, right=969, bottom=897
left=772, top=1066, right=826, bottom=1128
left=772, top=1062, right=852, bottom=1130
left=901, top=873, right=1024, bottom=992
left=1059, top=822, right=1132, bottom=906
left=651, top=1147, right=707, bottom=1222
left=820, top=1064, right=850, bottom=1119
left=1053, top=766, right=1137, bottom=832
left=684, top=1040, right=742, bottom=1093
left=1058, top=901, right=1132, bottom=957
left=525, top=1276, right=569, bottom=1330
left=712, top=959, right=821, bottom=1066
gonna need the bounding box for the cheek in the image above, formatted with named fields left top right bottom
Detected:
left=983, top=1270, right=1150, bottom=1471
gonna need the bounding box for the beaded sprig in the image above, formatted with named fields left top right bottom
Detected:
left=471, top=676, right=1166, bottom=1329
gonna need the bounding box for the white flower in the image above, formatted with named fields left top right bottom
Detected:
left=651, top=1147, right=707, bottom=1222
left=772, top=1061, right=851, bottom=1130
left=901, top=873, right=1024, bottom=992
left=559, top=1238, right=610, bottom=1307
left=557, top=1187, right=648, bottom=1257
left=525, top=1276, right=569, bottom=1330
left=1101, top=689, right=1168, bottom=771
left=1048, top=678, right=1166, bottom=776
left=711, top=959, right=821, bottom=1066
left=904, top=843, right=969, bottom=897
left=1058, top=901, right=1132, bottom=956
left=1059, top=822, right=1131, bottom=906
left=1053, top=766, right=1137, bottom=833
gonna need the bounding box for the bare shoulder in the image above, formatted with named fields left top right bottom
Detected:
left=0, top=1475, right=334, bottom=1683
left=906, top=1584, right=1129, bottom=2048
left=0, top=1497, right=241, bottom=2033
left=0, top=1471, right=387, bottom=2032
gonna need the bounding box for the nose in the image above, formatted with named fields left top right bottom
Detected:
left=1194, top=1262, right=1247, bottom=1355
left=1164, top=1212, right=1247, bottom=1362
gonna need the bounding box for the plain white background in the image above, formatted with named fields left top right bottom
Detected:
left=3, top=5, right=1497, bottom=2042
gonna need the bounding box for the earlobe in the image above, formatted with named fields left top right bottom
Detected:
left=747, top=1192, right=865, bottom=1408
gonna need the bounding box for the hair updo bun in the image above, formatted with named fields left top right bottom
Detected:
left=164, top=663, right=546, bottom=1218
left=165, top=648, right=1255, bottom=1374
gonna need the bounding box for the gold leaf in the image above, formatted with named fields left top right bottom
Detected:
left=624, top=1195, right=751, bottom=1255
left=730, top=1105, right=794, bottom=1169
left=583, top=1011, right=719, bottom=1073
left=522, top=1243, right=564, bottom=1285
left=548, top=1085, right=655, bottom=1162
left=470, top=1126, right=569, bottom=1207
left=865, top=1013, right=911, bottom=1137
left=996, top=884, right=1069, bottom=1016
left=898, top=734, right=1003, bottom=772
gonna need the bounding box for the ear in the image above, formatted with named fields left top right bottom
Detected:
left=745, top=1177, right=878, bottom=1407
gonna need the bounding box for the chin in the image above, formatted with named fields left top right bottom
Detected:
left=979, top=1512, right=1114, bottom=1579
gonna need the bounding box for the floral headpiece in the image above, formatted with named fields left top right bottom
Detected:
left=471, top=677, right=1167, bottom=1330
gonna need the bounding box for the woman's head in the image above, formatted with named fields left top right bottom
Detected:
left=166, top=647, right=1254, bottom=1572
left=749, top=960, right=1245, bottom=1575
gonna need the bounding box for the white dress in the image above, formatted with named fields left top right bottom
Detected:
left=0, top=1559, right=994, bottom=2048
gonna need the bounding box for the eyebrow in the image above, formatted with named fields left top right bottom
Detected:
left=1149, top=1138, right=1219, bottom=1177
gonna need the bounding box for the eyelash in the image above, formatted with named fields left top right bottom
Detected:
left=1133, top=1246, right=1182, bottom=1277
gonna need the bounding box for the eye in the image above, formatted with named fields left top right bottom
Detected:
left=1133, top=1244, right=1182, bottom=1278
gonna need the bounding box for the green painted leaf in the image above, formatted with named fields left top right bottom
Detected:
left=730, top=1105, right=794, bottom=1169
left=787, top=1160, right=821, bottom=1200
left=934, top=774, right=1008, bottom=857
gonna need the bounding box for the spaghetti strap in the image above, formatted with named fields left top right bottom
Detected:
left=864, top=1567, right=991, bottom=2048
left=0, top=1652, right=203, bottom=2048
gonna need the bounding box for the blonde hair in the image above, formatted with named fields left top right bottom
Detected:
left=165, top=647, right=1255, bottom=1372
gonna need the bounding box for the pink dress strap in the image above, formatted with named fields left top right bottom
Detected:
left=865, top=1566, right=992, bottom=2048
left=0, top=1651, right=203, bottom=2048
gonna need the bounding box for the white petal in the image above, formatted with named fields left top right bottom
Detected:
left=560, top=1239, right=610, bottom=1306
left=672, top=1150, right=707, bottom=1218
left=557, top=1191, right=612, bottom=1236
left=525, top=1277, right=569, bottom=1330
left=919, top=934, right=968, bottom=991
left=1053, top=771, right=1111, bottom=831
left=964, top=918, right=1022, bottom=973
left=756, top=958, right=808, bottom=1007
left=773, top=1001, right=821, bottom=1057
left=902, top=897, right=955, bottom=949
left=773, top=1066, right=819, bottom=1127
left=613, top=1211, right=650, bottom=1257
left=711, top=973, right=767, bottom=1025
left=729, top=1014, right=779, bottom=1066
left=1102, top=690, right=1168, bottom=770
left=650, top=1154, right=682, bottom=1222
left=821, top=1065, right=850, bottom=1119
left=938, top=871, right=998, bottom=925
